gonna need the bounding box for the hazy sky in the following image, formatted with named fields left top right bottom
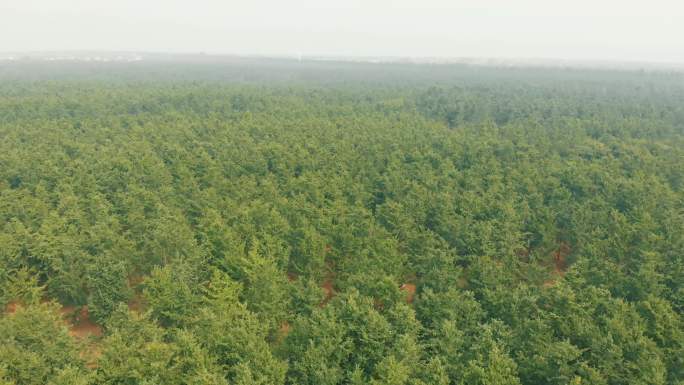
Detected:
left=1, top=0, right=683, bottom=62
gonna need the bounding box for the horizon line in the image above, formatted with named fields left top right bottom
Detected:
left=2, top=50, right=684, bottom=70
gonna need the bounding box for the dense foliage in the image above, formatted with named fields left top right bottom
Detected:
left=1, top=59, right=683, bottom=384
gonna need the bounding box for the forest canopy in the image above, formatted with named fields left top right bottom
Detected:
left=0, top=58, right=683, bottom=384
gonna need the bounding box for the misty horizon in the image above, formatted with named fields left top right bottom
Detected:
left=2, top=0, right=683, bottom=64
left=3, top=51, right=684, bottom=71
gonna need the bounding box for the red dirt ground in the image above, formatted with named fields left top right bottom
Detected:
left=4, top=300, right=103, bottom=368
left=280, top=321, right=291, bottom=334
left=319, top=260, right=337, bottom=307
left=276, top=321, right=291, bottom=344
left=4, top=301, right=19, bottom=314
left=6, top=301, right=102, bottom=339
left=320, top=278, right=335, bottom=306
left=60, top=305, right=103, bottom=339
left=400, top=283, right=416, bottom=304
left=543, top=242, right=571, bottom=288
left=60, top=305, right=103, bottom=368
left=553, top=242, right=571, bottom=273
left=127, top=293, right=146, bottom=313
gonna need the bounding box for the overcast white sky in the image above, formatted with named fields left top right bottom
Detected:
left=1, top=0, right=683, bottom=63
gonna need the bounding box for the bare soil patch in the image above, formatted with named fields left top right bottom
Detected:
left=543, top=242, right=571, bottom=288
left=60, top=305, right=103, bottom=339
left=400, top=283, right=416, bottom=304
left=320, top=278, right=335, bottom=306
